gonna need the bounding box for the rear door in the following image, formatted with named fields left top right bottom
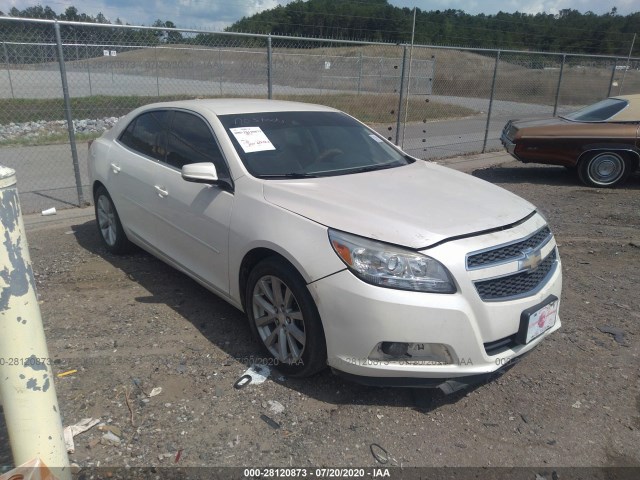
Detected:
left=110, top=109, right=169, bottom=248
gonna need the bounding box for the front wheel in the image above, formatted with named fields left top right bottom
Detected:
left=245, top=258, right=327, bottom=377
left=577, top=151, right=632, bottom=188
left=94, top=186, right=132, bottom=254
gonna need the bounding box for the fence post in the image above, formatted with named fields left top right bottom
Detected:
left=553, top=54, right=566, bottom=116
left=357, top=51, right=363, bottom=95
left=218, top=47, right=223, bottom=95
left=267, top=35, right=273, bottom=100
left=54, top=21, right=85, bottom=207
left=620, top=33, right=636, bottom=95
left=482, top=49, right=500, bottom=153
left=607, top=59, right=618, bottom=97
left=395, top=45, right=408, bottom=146
left=0, top=166, right=71, bottom=478
left=154, top=45, right=160, bottom=97
left=86, top=44, right=93, bottom=96
left=3, top=42, right=14, bottom=99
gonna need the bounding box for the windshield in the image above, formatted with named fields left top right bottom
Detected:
left=218, top=111, right=412, bottom=178
left=562, top=98, right=628, bottom=122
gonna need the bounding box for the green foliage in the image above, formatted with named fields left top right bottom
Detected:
left=4, top=4, right=181, bottom=53
left=4, top=2, right=639, bottom=56
left=226, top=0, right=639, bottom=56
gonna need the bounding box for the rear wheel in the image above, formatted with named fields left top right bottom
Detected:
left=94, top=186, right=132, bottom=254
left=578, top=151, right=632, bottom=188
left=245, top=257, right=327, bottom=377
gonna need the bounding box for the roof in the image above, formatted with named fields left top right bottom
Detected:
left=610, top=93, right=640, bottom=121
left=137, top=98, right=338, bottom=116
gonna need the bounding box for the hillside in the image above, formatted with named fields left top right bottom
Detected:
left=227, top=0, right=640, bottom=56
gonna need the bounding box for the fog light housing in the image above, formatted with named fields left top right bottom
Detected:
left=380, top=342, right=408, bottom=357
left=369, top=342, right=454, bottom=365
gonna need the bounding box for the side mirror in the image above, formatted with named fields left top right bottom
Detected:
left=181, top=162, right=218, bottom=184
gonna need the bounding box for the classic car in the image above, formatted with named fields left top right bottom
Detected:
left=501, top=94, right=640, bottom=187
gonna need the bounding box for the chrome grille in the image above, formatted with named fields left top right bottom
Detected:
left=467, top=226, right=551, bottom=269
left=474, top=249, right=557, bottom=301
left=503, top=121, right=518, bottom=141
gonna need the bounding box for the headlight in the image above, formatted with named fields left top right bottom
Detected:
left=328, top=229, right=456, bottom=294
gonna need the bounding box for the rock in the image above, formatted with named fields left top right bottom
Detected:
left=101, top=431, right=121, bottom=446
left=267, top=400, right=285, bottom=414
left=99, top=425, right=122, bottom=437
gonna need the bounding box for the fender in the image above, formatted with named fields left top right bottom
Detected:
left=577, top=144, right=640, bottom=165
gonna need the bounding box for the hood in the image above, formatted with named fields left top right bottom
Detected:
left=263, top=161, right=536, bottom=249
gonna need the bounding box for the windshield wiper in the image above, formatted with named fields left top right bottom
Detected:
left=257, top=172, right=319, bottom=179
left=339, top=162, right=402, bottom=175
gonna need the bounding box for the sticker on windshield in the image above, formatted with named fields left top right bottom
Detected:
left=229, top=126, right=276, bottom=153
left=369, top=134, right=384, bottom=143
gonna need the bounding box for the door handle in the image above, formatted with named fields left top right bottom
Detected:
left=110, top=163, right=121, bottom=174
left=154, top=185, right=169, bottom=198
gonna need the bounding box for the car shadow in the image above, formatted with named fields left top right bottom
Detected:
left=473, top=164, right=640, bottom=189
left=70, top=219, right=495, bottom=413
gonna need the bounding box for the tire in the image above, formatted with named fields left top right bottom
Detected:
left=577, top=151, right=632, bottom=188
left=245, top=257, right=327, bottom=377
left=94, top=186, right=132, bottom=254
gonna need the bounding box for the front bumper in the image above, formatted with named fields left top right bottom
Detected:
left=501, top=131, right=518, bottom=157
left=308, top=214, right=562, bottom=391
left=501, top=122, right=522, bottom=161
left=332, top=359, right=526, bottom=394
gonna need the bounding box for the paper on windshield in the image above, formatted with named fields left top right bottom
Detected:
left=229, top=126, right=276, bottom=153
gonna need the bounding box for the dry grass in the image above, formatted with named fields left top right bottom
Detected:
left=54, top=43, right=640, bottom=106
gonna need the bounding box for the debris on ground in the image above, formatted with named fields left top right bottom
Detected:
left=63, top=418, right=100, bottom=453
left=597, top=325, right=628, bottom=346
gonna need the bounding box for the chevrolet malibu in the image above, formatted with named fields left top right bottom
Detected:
left=88, top=99, right=562, bottom=393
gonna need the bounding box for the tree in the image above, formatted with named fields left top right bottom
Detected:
left=164, top=20, right=183, bottom=43
left=62, top=6, right=79, bottom=21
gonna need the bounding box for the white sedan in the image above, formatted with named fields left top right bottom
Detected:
left=88, top=99, right=562, bottom=393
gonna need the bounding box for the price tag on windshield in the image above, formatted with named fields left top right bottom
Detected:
left=229, top=126, right=276, bottom=153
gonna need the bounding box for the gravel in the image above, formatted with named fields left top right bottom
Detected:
left=1, top=161, right=639, bottom=473
left=0, top=117, right=121, bottom=142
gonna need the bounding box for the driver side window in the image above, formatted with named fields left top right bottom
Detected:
left=166, top=111, right=228, bottom=177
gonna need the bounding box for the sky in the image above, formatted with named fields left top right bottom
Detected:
left=2, top=0, right=638, bottom=32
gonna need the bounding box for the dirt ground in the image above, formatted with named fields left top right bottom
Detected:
left=1, top=160, right=639, bottom=477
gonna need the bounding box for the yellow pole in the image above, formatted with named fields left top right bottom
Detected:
left=0, top=165, right=70, bottom=478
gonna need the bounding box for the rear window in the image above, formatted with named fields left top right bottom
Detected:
left=562, top=98, right=628, bottom=122
left=119, top=110, right=168, bottom=160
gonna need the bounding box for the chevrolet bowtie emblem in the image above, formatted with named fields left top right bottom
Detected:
left=519, top=248, right=542, bottom=271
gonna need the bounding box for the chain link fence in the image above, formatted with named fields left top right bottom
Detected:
left=1, top=17, right=638, bottom=213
